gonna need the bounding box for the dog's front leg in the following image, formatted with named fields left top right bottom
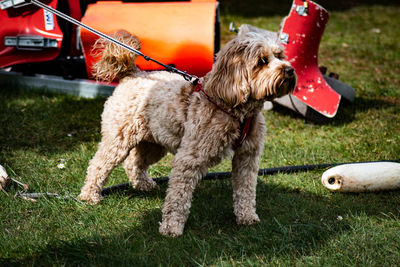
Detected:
left=158, top=120, right=233, bottom=237
left=159, top=150, right=207, bottom=237
left=231, top=113, right=266, bottom=225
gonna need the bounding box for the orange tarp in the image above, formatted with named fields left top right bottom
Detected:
left=80, top=1, right=218, bottom=78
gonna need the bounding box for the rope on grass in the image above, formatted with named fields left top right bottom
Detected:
left=2, top=160, right=399, bottom=200
left=101, top=159, right=400, bottom=196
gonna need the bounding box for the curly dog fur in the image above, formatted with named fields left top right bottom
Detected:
left=79, top=29, right=296, bottom=236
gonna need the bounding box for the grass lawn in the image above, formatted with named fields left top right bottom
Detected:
left=1, top=0, right=400, bottom=265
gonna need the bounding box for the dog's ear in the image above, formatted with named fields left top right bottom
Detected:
left=237, top=24, right=251, bottom=38
left=207, top=39, right=250, bottom=107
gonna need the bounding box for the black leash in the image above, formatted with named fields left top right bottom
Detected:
left=101, top=159, right=400, bottom=196
left=101, top=164, right=329, bottom=196
left=27, top=0, right=199, bottom=84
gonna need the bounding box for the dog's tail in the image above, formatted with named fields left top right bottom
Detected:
left=91, top=30, right=141, bottom=82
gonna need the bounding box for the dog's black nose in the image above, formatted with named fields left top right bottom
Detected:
left=285, top=66, right=294, bottom=77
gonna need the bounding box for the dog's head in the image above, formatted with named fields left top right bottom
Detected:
left=207, top=30, right=296, bottom=107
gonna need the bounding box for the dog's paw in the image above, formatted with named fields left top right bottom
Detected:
left=159, top=220, right=184, bottom=237
left=132, top=179, right=159, bottom=192
left=236, top=213, right=260, bottom=225
left=78, top=191, right=103, bottom=205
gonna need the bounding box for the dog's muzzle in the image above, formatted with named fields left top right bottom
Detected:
left=278, top=66, right=297, bottom=97
left=284, top=66, right=295, bottom=79
left=263, top=65, right=297, bottom=101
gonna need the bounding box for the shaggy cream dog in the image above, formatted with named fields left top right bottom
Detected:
left=79, top=29, right=296, bottom=236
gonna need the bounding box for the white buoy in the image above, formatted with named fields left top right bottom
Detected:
left=321, top=162, right=400, bottom=192
left=0, top=164, right=10, bottom=190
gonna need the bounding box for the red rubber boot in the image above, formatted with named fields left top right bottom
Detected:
left=281, top=0, right=341, bottom=118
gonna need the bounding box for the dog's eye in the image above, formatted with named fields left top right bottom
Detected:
left=258, top=57, right=269, bottom=66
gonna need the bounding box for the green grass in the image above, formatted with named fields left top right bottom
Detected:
left=1, top=1, right=400, bottom=266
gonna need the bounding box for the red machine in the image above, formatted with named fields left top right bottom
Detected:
left=281, top=0, right=341, bottom=118
left=235, top=0, right=354, bottom=121
left=0, top=0, right=63, bottom=67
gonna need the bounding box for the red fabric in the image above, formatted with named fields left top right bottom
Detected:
left=233, top=116, right=252, bottom=149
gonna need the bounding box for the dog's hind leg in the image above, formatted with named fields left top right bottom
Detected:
left=79, top=134, right=136, bottom=204
left=231, top=112, right=266, bottom=225
left=123, top=141, right=166, bottom=191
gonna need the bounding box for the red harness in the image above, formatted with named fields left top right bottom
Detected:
left=194, top=81, right=253, bottom=149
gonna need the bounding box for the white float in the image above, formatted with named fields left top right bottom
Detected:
left=321, top=162, right=400, bottom=192
left=0, top=164, right=9, bottom=190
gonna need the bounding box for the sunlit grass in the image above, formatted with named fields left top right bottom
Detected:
left=1, top=2, right=400, bottom=266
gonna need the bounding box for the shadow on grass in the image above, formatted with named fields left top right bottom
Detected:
left=4, top=178, right=399, bottom=265
left=0, top=87, right=104, bottom=157
left=271, top=96, right=397, bottom=125
left=1, top=81, right=398, bottom=265
left=221, top=0, right=400, bottom=17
